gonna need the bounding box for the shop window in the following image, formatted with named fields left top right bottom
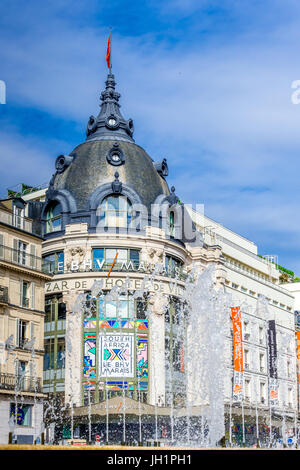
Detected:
left=10, top=403, right=32, bottom=427
left=43, top=251, right=64, bottom=273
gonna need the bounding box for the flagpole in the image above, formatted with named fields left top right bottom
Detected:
left=109, top=27, right=112, bottom=74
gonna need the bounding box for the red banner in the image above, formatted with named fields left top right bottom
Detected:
left=231, top=307, right=243, bottom=402
left=106, top=33, right=111, bottom=69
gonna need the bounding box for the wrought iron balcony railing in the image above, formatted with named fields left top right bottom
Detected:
left=0, top=210, right=33, bottom=233
left=0, top=244, right=43, bottom=272
left=0, top=372, right=42, bottom=393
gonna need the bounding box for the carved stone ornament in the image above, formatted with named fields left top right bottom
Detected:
left=111, top=172, right=123, bottom=194
left=167, top=186, right=179, bottom=206
left=65, top=246, right=86, bottom=271
left=86, top=115, right=98, bottom=136
left=147, top=248, right=164, bottom=264
left=148, top=293, right=169, bottom=316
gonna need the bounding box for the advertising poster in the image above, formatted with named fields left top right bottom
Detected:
left=231, top=306, right=243, bottom=402
left=99, top=334, right=134, bottom=378
left=267, top=320, right=279, bottom=407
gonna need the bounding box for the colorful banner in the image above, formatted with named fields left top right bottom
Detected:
left=231, top=306, right=243, bottom=402
left=267, top=320, right=279, bottom=407
left=99, top=334, right=134, bottom=378
left=296, top=331, right=300, bottom=407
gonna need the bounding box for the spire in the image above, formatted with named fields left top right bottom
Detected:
left=86, top=71, right=135, bottom=143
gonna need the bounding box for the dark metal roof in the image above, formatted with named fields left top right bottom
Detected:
left=52, top=139, right=170, bottom=211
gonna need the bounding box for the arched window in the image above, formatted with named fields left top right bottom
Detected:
left=99, top=195, right=132, bottom=228
left=45, top=202, right=62, bottom=233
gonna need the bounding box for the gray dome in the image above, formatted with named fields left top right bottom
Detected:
left=52, top=139, right=170, bottom=211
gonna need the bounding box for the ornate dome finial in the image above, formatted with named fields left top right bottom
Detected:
left=86, top=71, right=134, bottom=143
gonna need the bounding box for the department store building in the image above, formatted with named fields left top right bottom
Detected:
left=22, top=70, right=299, bottom=444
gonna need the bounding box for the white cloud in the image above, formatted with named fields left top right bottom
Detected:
left=1, top=1, right=300, bottom=272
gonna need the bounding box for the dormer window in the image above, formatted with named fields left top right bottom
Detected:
left=99, top=195, right=132, bottom=228
left=46, top=202, right=62, bottom=233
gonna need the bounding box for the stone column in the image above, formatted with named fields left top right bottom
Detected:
left=64, top=290, right=83, bottom=407
left=148, top=293, right=168, bottom=406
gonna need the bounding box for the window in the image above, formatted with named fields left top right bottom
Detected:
left=244, top=349, right=249, bottom=369
left=17, top=320, right=28, bottom=347
left=21, top=281, right=30, bottom=308
left=173, top=339, right=184, bottom=372
left=259, top=353, right=265, bottom=373
left=260, top=382, right=266, bottom=403
left=245, top=379, right=251, bottom=401
left=44, top=338, right=55, bottom=370
left=18, top=241, right=27, bottom=266
left=288, top=388, right=293, bottom=407
left=46, top=202, right=62, bottom=233
left=243, top=321, right=250, bottom=340
left=13, top=205, right=24, bottom=229
left=43, top=251, right=64, bottom=273
left=99, top=195, right=132, bottom=228
left=169, top=211, right=175, bottom=237
left=92, top=248, right=140, bottom=271
left=57, top=338, right=65, bottom=369
left=99, top=294, right=135, bottom=319
left=259, top=326, right=264, bottom=345
left=10, top=403, right=32, bottom=426
left=165, top=255, right=183, bottom=279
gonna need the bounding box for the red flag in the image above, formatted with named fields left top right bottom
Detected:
left=106, top=33, right=111, bottom=69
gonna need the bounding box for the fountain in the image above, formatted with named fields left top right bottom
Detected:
left=40, top=262, right=299, bottom=449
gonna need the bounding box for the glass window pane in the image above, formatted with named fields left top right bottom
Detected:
left=106, top=249, right=116, bottom=263
left=106, top=301, right=117, bottom=317
left=118, top=250, right=128, bottom=262
left=119, top=300, right=128, bottom=317
left=130, top=250, right=139, bottom=263
left=52, top=203, right=62, bottom=217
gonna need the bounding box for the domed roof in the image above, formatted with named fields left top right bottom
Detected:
left=52, top=138, right=170, bottom=211
left=43, top=69, right=176, bottom=232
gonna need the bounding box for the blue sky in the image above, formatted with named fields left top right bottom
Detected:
left=1, top=0, right=300, bottom=274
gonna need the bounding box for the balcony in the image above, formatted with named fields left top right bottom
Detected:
left=0, top=372, right=42, bottom=393
left=0, top=244, right=43, bottom=272
left=0, top=210, right=33, bottom=233
left=0, top=285, right=8, bottom=304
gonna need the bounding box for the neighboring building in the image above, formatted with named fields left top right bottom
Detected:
left=0, top=197, right=51, bottom=444
left=190, top=210, right=298, bottom=445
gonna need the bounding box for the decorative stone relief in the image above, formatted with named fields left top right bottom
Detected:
left=65, top=246, right=86, bottom=271
left=147, top=247, right=164, bottom=264
left=148, top=292, right=169, bottom=316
